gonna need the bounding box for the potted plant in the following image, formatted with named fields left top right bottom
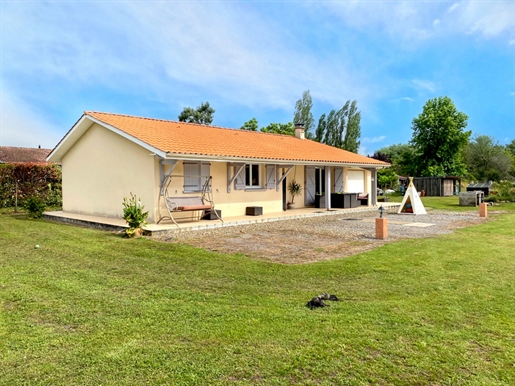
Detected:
left=287, top=180, right=302, bottom=209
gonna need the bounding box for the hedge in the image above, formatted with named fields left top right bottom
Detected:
left=0, top=163, right=62, bottom=208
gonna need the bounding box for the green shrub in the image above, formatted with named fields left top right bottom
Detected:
left=25, top=196, right=46, bottom=219
left=0, top=163, right=62, bottom=208
left=122, top=192, right=148, bottom=237
left=491, top=180, right=515, bottom=202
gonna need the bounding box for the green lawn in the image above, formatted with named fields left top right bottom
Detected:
left=1, top=203, right=515, bottom=385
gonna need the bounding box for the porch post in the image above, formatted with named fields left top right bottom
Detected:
left=324, top=166, right=331, bottom=210
left=371, top=169, right=377, bottom=206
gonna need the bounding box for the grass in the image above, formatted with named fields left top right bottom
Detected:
left=1, top=203, right=515, bottom=385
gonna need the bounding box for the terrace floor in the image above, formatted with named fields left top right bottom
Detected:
left=44, top=203, right=401, bottom=238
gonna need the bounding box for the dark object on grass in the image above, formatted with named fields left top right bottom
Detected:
left=306, top=293, right=339, bottom=309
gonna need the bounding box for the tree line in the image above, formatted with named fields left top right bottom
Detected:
left=176, top=95, right=514, bottom=184
left=178, top=90, right=362, bottom=154
left=371, top=96, right=515, bottom=187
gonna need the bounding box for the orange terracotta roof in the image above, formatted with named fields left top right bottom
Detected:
left=85, top=111, right=389, bottom=166
left=0, top=146, right=53, bottom=164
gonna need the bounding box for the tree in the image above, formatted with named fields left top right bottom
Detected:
left=377, top=168, right=398, bottom=189
left=240, top=118, right=259, bottom=131
left=410, top=96, right=471, bottom=176
left=373, top=143, right=417, bottom=175
left=178, top=102, right=215, bottom=125
left=342, top=100, right=361, bottom=153
left=316, top=100, right=361, bottom=153
left=293, top=90, right=315, bottom=139
left=260, top=122, right=295, bottom=136
left=463, top=135, right=513, bottom=181
left=506, top=139, right=515, bottom=156
left=315, top=114, right=326, bottom=142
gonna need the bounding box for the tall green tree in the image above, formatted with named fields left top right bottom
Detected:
left=317, top=100, right=361, bottom=153
left=506, top=139, right=515, bottom=156
left=293, top=90, right=315, bottom=139
left=261, top=122, right=295, bottom=136
left=410, top=96, right=471, bottom=176
left=463, top=135, right=513, bottom=182
left=315, top=114, right=326, bottom=142
left=240, top=118, right=259, bottom=131
left=178, top=102, right=215, bottom=125
left=342, top=100, right=361, bottom=153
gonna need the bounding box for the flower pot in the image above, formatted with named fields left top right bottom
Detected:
left=287, top=203, right=295, bottom=210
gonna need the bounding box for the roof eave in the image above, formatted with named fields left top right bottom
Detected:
left=47, top=114, right=168, bottom=162
left=165, top=153, right=390, bottom=168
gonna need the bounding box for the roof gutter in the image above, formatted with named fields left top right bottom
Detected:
left=165, top=153, right=390, bottom=169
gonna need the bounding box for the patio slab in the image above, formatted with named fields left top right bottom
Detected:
left=44, top=203, right=401, bottom=238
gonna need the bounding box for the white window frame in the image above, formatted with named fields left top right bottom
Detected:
left=245, top=164, right=261, bottom=188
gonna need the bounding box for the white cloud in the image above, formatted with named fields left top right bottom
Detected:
left=448, top=3, right=461, bottom=13
left=443, top=1, right=514, bottom=39
left=0, top=90, right=63, bottom=148
left=362, top=136, right=386, bottom=144
left=391, top=97, right=415, bottom=103
left=2, top=2, right=367, bottom=114
left=317, top=1, right=514, bottom=44
left=412, top=79, right=437, bottom=93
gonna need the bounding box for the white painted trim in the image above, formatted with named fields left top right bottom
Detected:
left=165, top=153, right=386, bottom=169
left=47, top=114, right=167, bottom=162
left=86, top=116, right=167, bottom=159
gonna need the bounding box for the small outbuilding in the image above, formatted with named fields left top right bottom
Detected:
left=412, top=176, right=461, bottom=197
left=466, top=182, right=492, bottom=196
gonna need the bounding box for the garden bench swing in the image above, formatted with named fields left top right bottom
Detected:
left=157, top=172, right=223, bottom=227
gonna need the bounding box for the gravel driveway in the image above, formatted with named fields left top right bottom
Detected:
left=163, top=209, right=487, bottom=264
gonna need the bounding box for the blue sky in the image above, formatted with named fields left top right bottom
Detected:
left=1, top=1, right=514, bottom=155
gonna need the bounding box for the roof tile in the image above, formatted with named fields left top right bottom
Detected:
left=86, top=112, right=388, bottom=166
left=0, top=146, right=52, bottom=164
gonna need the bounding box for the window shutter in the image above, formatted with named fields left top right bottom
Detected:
left=201, top=162, right=211, bottom=192
left=183, top=162, right=200, bottom=192
left=234, top=164, right=245, bottom=190
left=305, top=166, right=316, bottom=205
left=266, top=165, right=276, bottom=190
left=334, top=167, right=344, bottom=193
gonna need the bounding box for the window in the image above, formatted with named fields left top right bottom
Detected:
left=245, top=164, right=260, bottom=187
left=183, top=161, right=210, bottom=192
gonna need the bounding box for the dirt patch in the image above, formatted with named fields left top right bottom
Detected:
left=165, top=210, right=487, bottom=264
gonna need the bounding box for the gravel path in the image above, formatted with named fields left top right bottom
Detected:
left=162, top=209, right=487, bottom=264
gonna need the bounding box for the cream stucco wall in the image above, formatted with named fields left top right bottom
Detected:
left=62, top=123, right=157, bottom=221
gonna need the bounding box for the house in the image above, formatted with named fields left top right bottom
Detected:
left=47, top=112, right=389, bottom=224
left=0, top=146, right=52, bottom=164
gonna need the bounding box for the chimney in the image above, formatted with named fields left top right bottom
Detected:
left=294, top=123, right=305, bottom=140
